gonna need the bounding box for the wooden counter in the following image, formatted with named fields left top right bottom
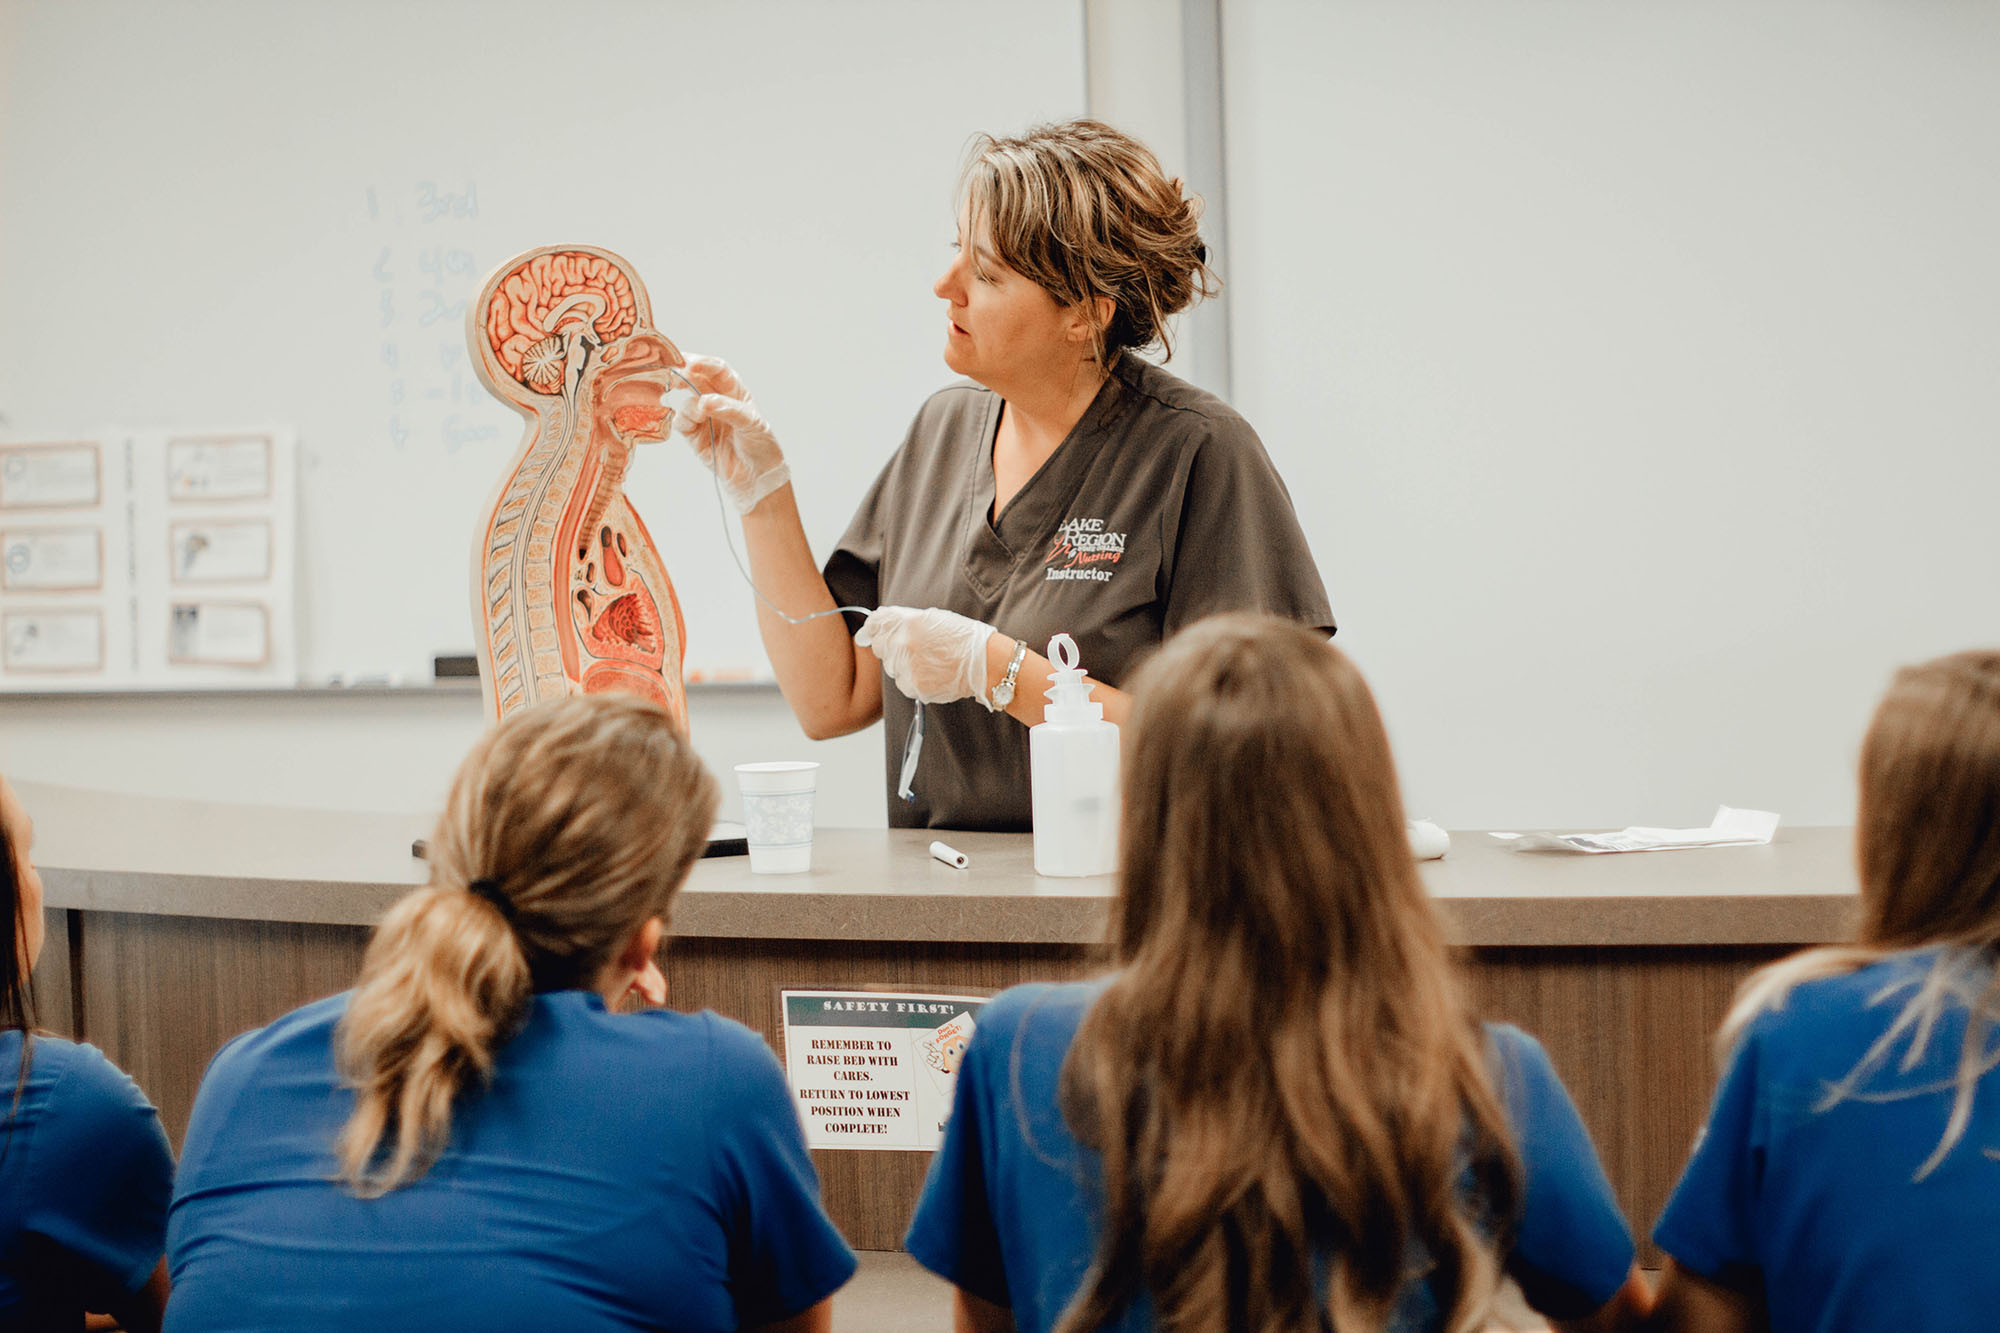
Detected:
left=23, top=781, right=1856, bottom=1252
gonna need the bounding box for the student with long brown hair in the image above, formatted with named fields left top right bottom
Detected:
left=905, top=615, right=1650, bottom=1332
left=164, top=694, right=854, bottom=1332
left=0, top=773, right=174, bottom=1331
left=1653, top=650, right=2000, bottom=1332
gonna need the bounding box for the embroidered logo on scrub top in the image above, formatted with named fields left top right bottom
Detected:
left=1045, top=516, right=1126, bottom=583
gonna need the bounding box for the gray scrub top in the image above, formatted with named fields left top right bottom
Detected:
left=825, top=351, right=1334, bottom=831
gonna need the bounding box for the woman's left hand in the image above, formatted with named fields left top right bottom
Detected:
left=857, top=606, right=1001, bottom=707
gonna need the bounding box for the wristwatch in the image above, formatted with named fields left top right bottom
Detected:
left=989, top=637, right=1029, bottom=711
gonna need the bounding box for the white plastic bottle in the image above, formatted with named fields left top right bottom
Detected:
left=1030, top=633, right=1120, bottom=877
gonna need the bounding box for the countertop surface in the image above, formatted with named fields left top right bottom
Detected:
left=21, top=781, right=1858, bottom=946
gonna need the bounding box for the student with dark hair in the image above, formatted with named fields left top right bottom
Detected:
left=0, top=774, right=174, bottom=1331
left=904, top=615, right=1651, bottom=1332
left=165, top=694, right=854, bottom=1332
left=1653, top=650, right=2000, bottom=1332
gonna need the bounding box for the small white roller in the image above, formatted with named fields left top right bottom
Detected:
left=1406, top=819, right=1451, bottom=861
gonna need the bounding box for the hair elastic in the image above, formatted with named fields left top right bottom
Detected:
left=467, top=877, right=516, bottom=923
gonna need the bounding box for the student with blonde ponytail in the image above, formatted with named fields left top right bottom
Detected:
left=905, top=615, right=1650, bottom=1332
left=1653, top=650, right=2000, bottom=1333
left=164, top=694, right=854, bottom=1332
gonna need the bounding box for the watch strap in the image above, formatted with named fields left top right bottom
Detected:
left=991, top=637, right=1029, bottom=710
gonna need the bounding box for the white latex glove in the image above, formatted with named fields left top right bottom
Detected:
left=856, top=606, right=1001, bottom=708
left=667, top=354, right=792, bottom=514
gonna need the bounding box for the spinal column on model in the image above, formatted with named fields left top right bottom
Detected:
left=468, top=246, right=688, bottom=728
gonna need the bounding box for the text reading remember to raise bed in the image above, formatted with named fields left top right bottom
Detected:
left=780, top=991, right=988, bottom=1152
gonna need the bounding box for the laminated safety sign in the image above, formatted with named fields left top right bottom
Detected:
left=779, top=990, right=987, bottom=1151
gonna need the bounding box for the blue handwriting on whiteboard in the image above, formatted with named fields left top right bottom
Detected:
left=416, top=181, right=478, bottom=223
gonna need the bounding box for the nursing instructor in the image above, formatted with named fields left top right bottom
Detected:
left=677, top=119, right=1333, bottom=830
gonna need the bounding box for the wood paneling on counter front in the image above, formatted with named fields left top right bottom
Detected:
left=77, top=912, right=367, bottom=1146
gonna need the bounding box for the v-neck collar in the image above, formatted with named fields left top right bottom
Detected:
left=966, top=357, right=1129, bottom=564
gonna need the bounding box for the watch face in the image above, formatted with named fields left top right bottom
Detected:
left=992, top=640, right=1025, bottom=708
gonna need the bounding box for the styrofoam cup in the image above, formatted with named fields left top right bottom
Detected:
left=735, top=761, right=819, bottom=874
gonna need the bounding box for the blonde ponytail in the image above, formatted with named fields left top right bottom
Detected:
left=334, top=693, right=717, bottom=1195
left=335, top=885, right=530, bottom=1194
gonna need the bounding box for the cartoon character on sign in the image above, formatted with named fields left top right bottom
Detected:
left=916, top=1010, right=978, bottom=1133
left=467, top=246, right=690, bottom=727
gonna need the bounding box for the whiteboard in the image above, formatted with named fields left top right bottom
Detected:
left=1224, top=1, right=2000, bottom=827
left=0, top=0, right=1086, bottom=681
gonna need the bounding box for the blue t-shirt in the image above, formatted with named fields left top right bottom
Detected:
left=166, top=991, right=855, bottom=1332
left=0, top=1031, right=175, bottom=1330
left=906, top=982, right=1633, bottom=1332
left=1655, top=946, right=2000, bottom=1333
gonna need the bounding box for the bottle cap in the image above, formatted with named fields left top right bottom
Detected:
left=1043, top=633, right=1103, bottom=723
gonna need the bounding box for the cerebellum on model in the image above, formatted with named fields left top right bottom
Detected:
left=467, top=245, right=690, bottom=728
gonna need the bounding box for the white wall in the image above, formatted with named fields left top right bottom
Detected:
left=1087, top=0, right=1189, bottom=174
left=1224, top=0, right=2000, bottom=828
left=1084, top=0, right=1222, bottom=396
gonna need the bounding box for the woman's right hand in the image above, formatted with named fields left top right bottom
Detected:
left=670, top=354, right=793, bottom=514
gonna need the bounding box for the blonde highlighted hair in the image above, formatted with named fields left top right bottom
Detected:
left=1055, top=615, right=1519, bottom=1333
left=334, top=693, right=717, bottom=1195
left=1720, top=649, right=2000, bottom=1177
left=960, top=119, right=1218, bottom=364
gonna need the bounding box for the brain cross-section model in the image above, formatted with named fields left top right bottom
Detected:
left=468, top=245, right=689, bottom=729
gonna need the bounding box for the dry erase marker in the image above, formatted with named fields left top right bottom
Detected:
left=929, top=840, right=969, bottom=869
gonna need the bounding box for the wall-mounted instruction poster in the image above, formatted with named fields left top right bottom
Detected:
left=2, top=527, right=105, bottom=592
left=170, top=519, right=273, bottom=584
left=780, top=990, right=987, bottom=1152
left=0, top=442, right=102, bottom=510
left=2, top=609, right=104, bottom=674
left=167, top=434, right=272, bottom=502
left=0, top=428, right=297, bottom=690
left=168, top=600, right=270, bottom=666
left=0, top=440, right=124, bottom=686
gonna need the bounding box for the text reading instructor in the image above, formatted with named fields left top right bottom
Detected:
left=678, top=120, right=1333, bottom=830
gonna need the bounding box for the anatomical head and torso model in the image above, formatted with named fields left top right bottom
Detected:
left=468, top=246, right=688, bottom=728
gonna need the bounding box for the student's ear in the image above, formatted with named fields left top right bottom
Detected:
left=620, top=916, right=665, bottom=974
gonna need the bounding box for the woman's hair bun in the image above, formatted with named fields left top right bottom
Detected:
left=960, top=119, right=1221, bottom=363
